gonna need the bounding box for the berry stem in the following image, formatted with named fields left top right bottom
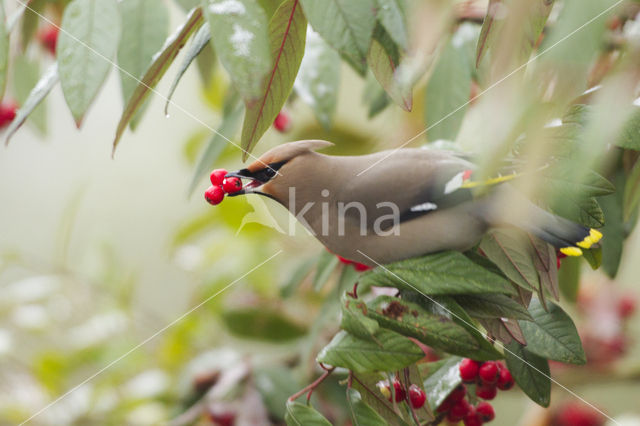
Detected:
left=288, top=366, right=335, bottom=403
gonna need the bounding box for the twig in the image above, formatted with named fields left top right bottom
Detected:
left=288, top=366, right=336, bottom=403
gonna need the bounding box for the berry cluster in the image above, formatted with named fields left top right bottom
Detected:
left=376, top=379, right=427, bottom=409
left=435, top=359, right=514, bottom=425
left=336, top=254, right=372, bottom=272
left=204, top=169, right=243, bottom=205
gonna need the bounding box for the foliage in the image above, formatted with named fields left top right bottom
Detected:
left=3, top=0, right=640, bottom=424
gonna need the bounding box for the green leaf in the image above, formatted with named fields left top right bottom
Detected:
left=582, top=246, right=602, bottom=270
left=518, top=298, right=586, bottom=365
left=204, top=0, right=271, bottom=100
left=221, top=307, right=307, bottom=342
left=529, top=236, right=559, bottom=301
left=424, top=33, right=472, bottom=142
left=294, top=27, right=340, bottom=129
left=255, top=366, right=301, bottom=420
left=375, top=0, right=408, bottom=50
left=422, top=356, right=462, bottom=410
left=165, top=22, right=212, bottom=115
left=58, top=0, right=121, bottom=126
left=475, top=0, right=499, bottom=67
left=363, top=71, right=391, bottom=118
left=504, top=341, right=550, bottom=407
left=285, top=401, right=332, bottom=426
left=188, top=103, right=243, bottom=197
left=195, top=39, right=217, bottom=86
left=317, top=329, right=423, bottom=373
left=410, top=294, right=502, bottom=360
left=544, top=169, right=616, bottom=197
left=12, top=56, right=47, bottom=134
left=454, top=294, right=533, bottom=321
left=479, top=229, right=540, bottom=292
left=347, top=388, right=387, bottom=426
left=479, top=317, right=525, bottom=346
left=368, top=26, right=412, bottom=111
left=5, top=64, right=59, bottom=145
left=623, top=159, right=640, bottom=222
left=476, top=0, right=554, bottom=67
left=299, top=0, right=376, bottom=75
left=113, top=7, right=204, bottom=153
left=0, top=3, right=8, bottom=100
left=617, top=109, right=640, bottom=150
left=558, top=256, right=581, bottom=302
left=550, top=194, right=605, bottom=228
left=600, top=170, right=626, bottom=278
left=240, top=0, right=306, bottom=160
left=117, top=0, right=169, bottom=129
left=341, top=293, right=380, bottom=342
left=360, top=251, right=517, bottom=296
left=313, top=250, right=339, bottom=292
left=18, top=0, right=45, bottom=49
left=350, top=372, right=411, bottom=426
left=367, top=296, right=489, bottom=359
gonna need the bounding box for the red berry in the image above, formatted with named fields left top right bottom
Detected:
left=437, top=398, right=454, bottom=413
left=391, top=379, right=406, bottom=402
left=408, top=384, right=426, bottom=409
left=459, top=359, right=480, bottom=382
left=0, top=102, right=17, bottom=128
left=618, top=295, right=636, bottom=319
left=478, top=361, right=499, bottom=385
left=447, top=384, right=467, bottom=403
left=476, top=383, right=497, bottom=400
left=222, top=177, right=243, bottom=194
left=210, top=169, right=228, bottom=186
left=273, top=111, right=290, bottom=132
left=448, top=399, right=472, bottom=422
left=204, top=186, right=225, bottom=205
left=476, top=402, right=495, bottom=422
left=553, top=402, right=605, bottom=426
left=38, top=26, right=59, bottom=56
left=463, top=406, right=483, bottom=426
left=208, top=411, right=235, bottom=426
left=496, top=367, right=514, bottom=390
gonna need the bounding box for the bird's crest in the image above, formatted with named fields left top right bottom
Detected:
left=246, top=140, right=333, bottom=172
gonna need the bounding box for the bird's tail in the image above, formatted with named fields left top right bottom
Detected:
left=481, top=186, right=602, bottom=256
left=520, top=211, right=602, bottom=256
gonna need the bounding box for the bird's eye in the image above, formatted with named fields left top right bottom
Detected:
left=265, top=167, right=277, bottom=178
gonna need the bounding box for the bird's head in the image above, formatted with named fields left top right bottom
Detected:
left=224, top=140, right=333, bottom=203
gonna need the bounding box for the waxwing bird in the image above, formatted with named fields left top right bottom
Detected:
left=224, top=140, right=601, bottom=266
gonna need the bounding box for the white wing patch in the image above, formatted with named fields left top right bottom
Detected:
left=444, top=171, right=465, bottom=195
left=410, top=202, right=438, bottom=212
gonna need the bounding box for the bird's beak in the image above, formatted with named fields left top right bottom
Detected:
left=224, top=169, right=275, bottom=200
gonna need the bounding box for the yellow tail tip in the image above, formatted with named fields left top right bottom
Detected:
left=589, top=228, right=603, bottom=243
left=560, top=246, right=583, bottom=257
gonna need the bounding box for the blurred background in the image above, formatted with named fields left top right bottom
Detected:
left=1, top=0, right=640, bottom=425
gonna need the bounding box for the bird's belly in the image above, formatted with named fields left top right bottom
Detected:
left=310, top=207, right=487, bottom=266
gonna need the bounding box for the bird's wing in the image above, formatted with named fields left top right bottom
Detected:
left=337, top=149, right=518, bottom=228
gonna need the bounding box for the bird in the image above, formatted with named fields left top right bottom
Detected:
left=223, top=140, right=601, bottom=266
